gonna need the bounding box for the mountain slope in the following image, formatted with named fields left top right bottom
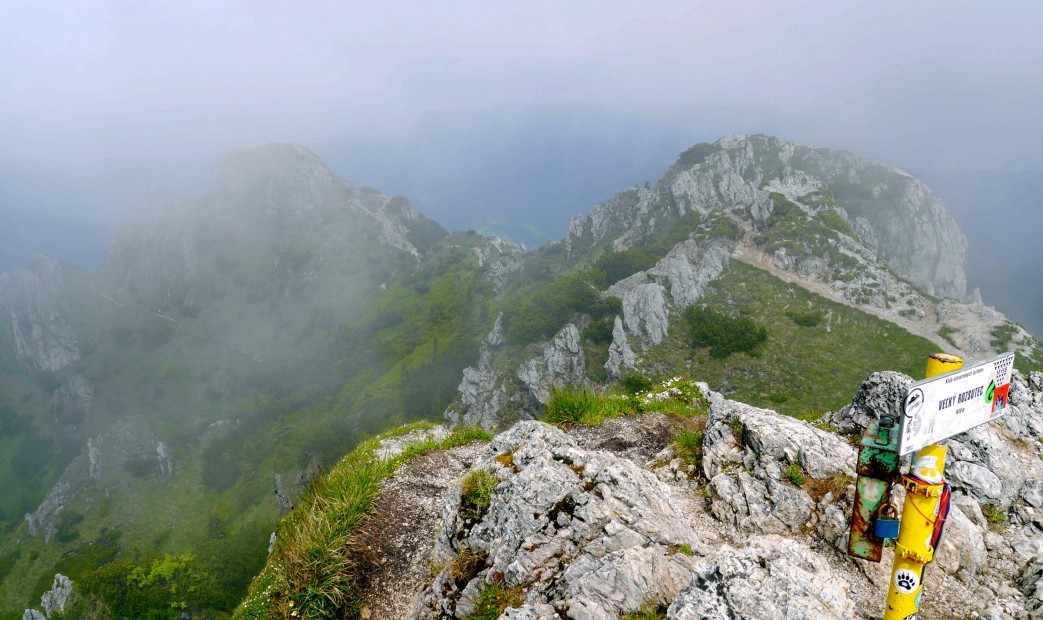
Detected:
left=0, top=144, right=522, bottom=617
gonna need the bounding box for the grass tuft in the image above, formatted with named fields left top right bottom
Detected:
left=673, top=426, right=705, bottom=470
left=449, top=546, right=487, bottom=583
left=620, top=600, right=669, bottom=619
left=461, top=581, right=524, bottom=620
left=981, top=504, right=1007, bottom=530
left=545, top=387, right=607, bottom=427
left=803, top=473, right=852, bottom=501
left=459, top=470, right=498, bottom=522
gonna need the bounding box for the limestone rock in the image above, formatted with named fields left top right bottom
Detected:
left=156, top=441, right=175, bottom=483
left=933, top=504, right=988, bottom=577
left=107, top=192, right=198, bottom=302
left=668, top=535, right=856, bottom=620
left=447, top=315, right=512, bottom=429
left=517, top=324, right=587, bottom=405
left=0, top=254, right=80, bottom=373
left=40, top=574, right=73, bottom=617
left=616, top=283, right=669, bottom=349
left=1020, top=552, right=1043, bottom=617
left=51, top=374, right=94, bottom=430
left=700, top=392, right=863, bottom=559
left=605, top=316, right=637, bottom=379
left=449, top=366, right=513, bottom=429
left=25, top=482, right=71, bottom=541
left=411, top=421, right=701, bottom=619
left=947, top=424, right=1029, bottom=510
left=1008, top=370, right=1043, bottom=445
left=820, top=371, right=912, bottom=435
left=649, top=239, right=731, bottom=310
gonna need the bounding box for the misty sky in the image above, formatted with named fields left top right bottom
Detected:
left=1, top=0, right=1041, bottom=333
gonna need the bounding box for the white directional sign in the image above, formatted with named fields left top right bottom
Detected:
left=899, top=352, right=1016, bottom=455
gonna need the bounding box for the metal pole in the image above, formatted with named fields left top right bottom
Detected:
left=883, top=353, right=963, bottom=619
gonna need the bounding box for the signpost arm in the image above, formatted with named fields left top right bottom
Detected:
left=884, top=353, right=963, bottom=620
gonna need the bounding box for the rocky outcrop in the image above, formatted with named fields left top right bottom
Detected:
left=24, top=482, right=71, bottom=541
left=668, top=536, right=855, bottom=620
left=604, top=317, right=636, bottom=379
left=156, top=441, right=175, bottom=483
left=611, top=282, right=669, bottom=349
left=472, top=236, right=527, bottom=293
left=39, top=574, right=73, bottom=617
left=411, top=421, right=703, bottom=619
left=605, top=239, right=732, bottom=351
left=702, top=392, right=856, bottom=540
left=446, top=315, right=515, bottom=429
left=821, top=371, right=912, bottom=436
left=517, top=324, right=587, bottom=405
left=0, top=254, right=79, bottom=373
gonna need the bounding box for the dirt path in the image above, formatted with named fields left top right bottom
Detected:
left=732, top=242, right=962, bottom=355
left=359, top=443, right=485, bottom=620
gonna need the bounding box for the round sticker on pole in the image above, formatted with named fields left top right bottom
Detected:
left=894, top=568, right=920, bottom=594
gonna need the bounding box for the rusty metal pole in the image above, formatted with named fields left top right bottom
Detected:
left=883, top=353, right=962, bottom=620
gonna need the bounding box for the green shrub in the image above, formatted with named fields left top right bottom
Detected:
left=785, top=463, right=806, bottom=486
left=818, top=209, right=852, bottom=235
left=786, top=310, right=824, bottom=328
left=990, top=322, right=1017, bottom=351
left=705, top=216, right=741, bottom=240
left=683, top=305, right=768, bottom=359
left=981, top=504, right=1007, bottom=528
left=938, top=325, right=959, bottom=349
left=449, top=546, right=487, bottom=582
left=582, top=318, right=615, bottom=344
left=620, top=601, right=669, bottom=619
left=460, top=470, right=498, bottom=522
left=620, top=375, right=654, bottom=395
left=503, top=270, right=603, bottom=343
left=595, top=249, right=658, bottom=285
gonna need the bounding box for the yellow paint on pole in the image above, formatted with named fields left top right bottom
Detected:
left=883, top=353, right=962, bottom=620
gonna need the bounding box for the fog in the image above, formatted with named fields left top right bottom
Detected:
left=2, top=0, right=1041, bottom=334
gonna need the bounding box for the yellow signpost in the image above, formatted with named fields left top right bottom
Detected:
left=848, top=351, right=1016, bottom=618
left=883, top=353, right=961, bottom=620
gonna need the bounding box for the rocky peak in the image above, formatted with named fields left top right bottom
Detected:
left=0, top=253, right=79, bottom=373
left=202, top=143, right=446, bottom=259
left=566, top=134, right=968, bottom=300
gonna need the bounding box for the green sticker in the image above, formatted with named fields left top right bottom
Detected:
left=985, top=379, right=996, bottom=403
